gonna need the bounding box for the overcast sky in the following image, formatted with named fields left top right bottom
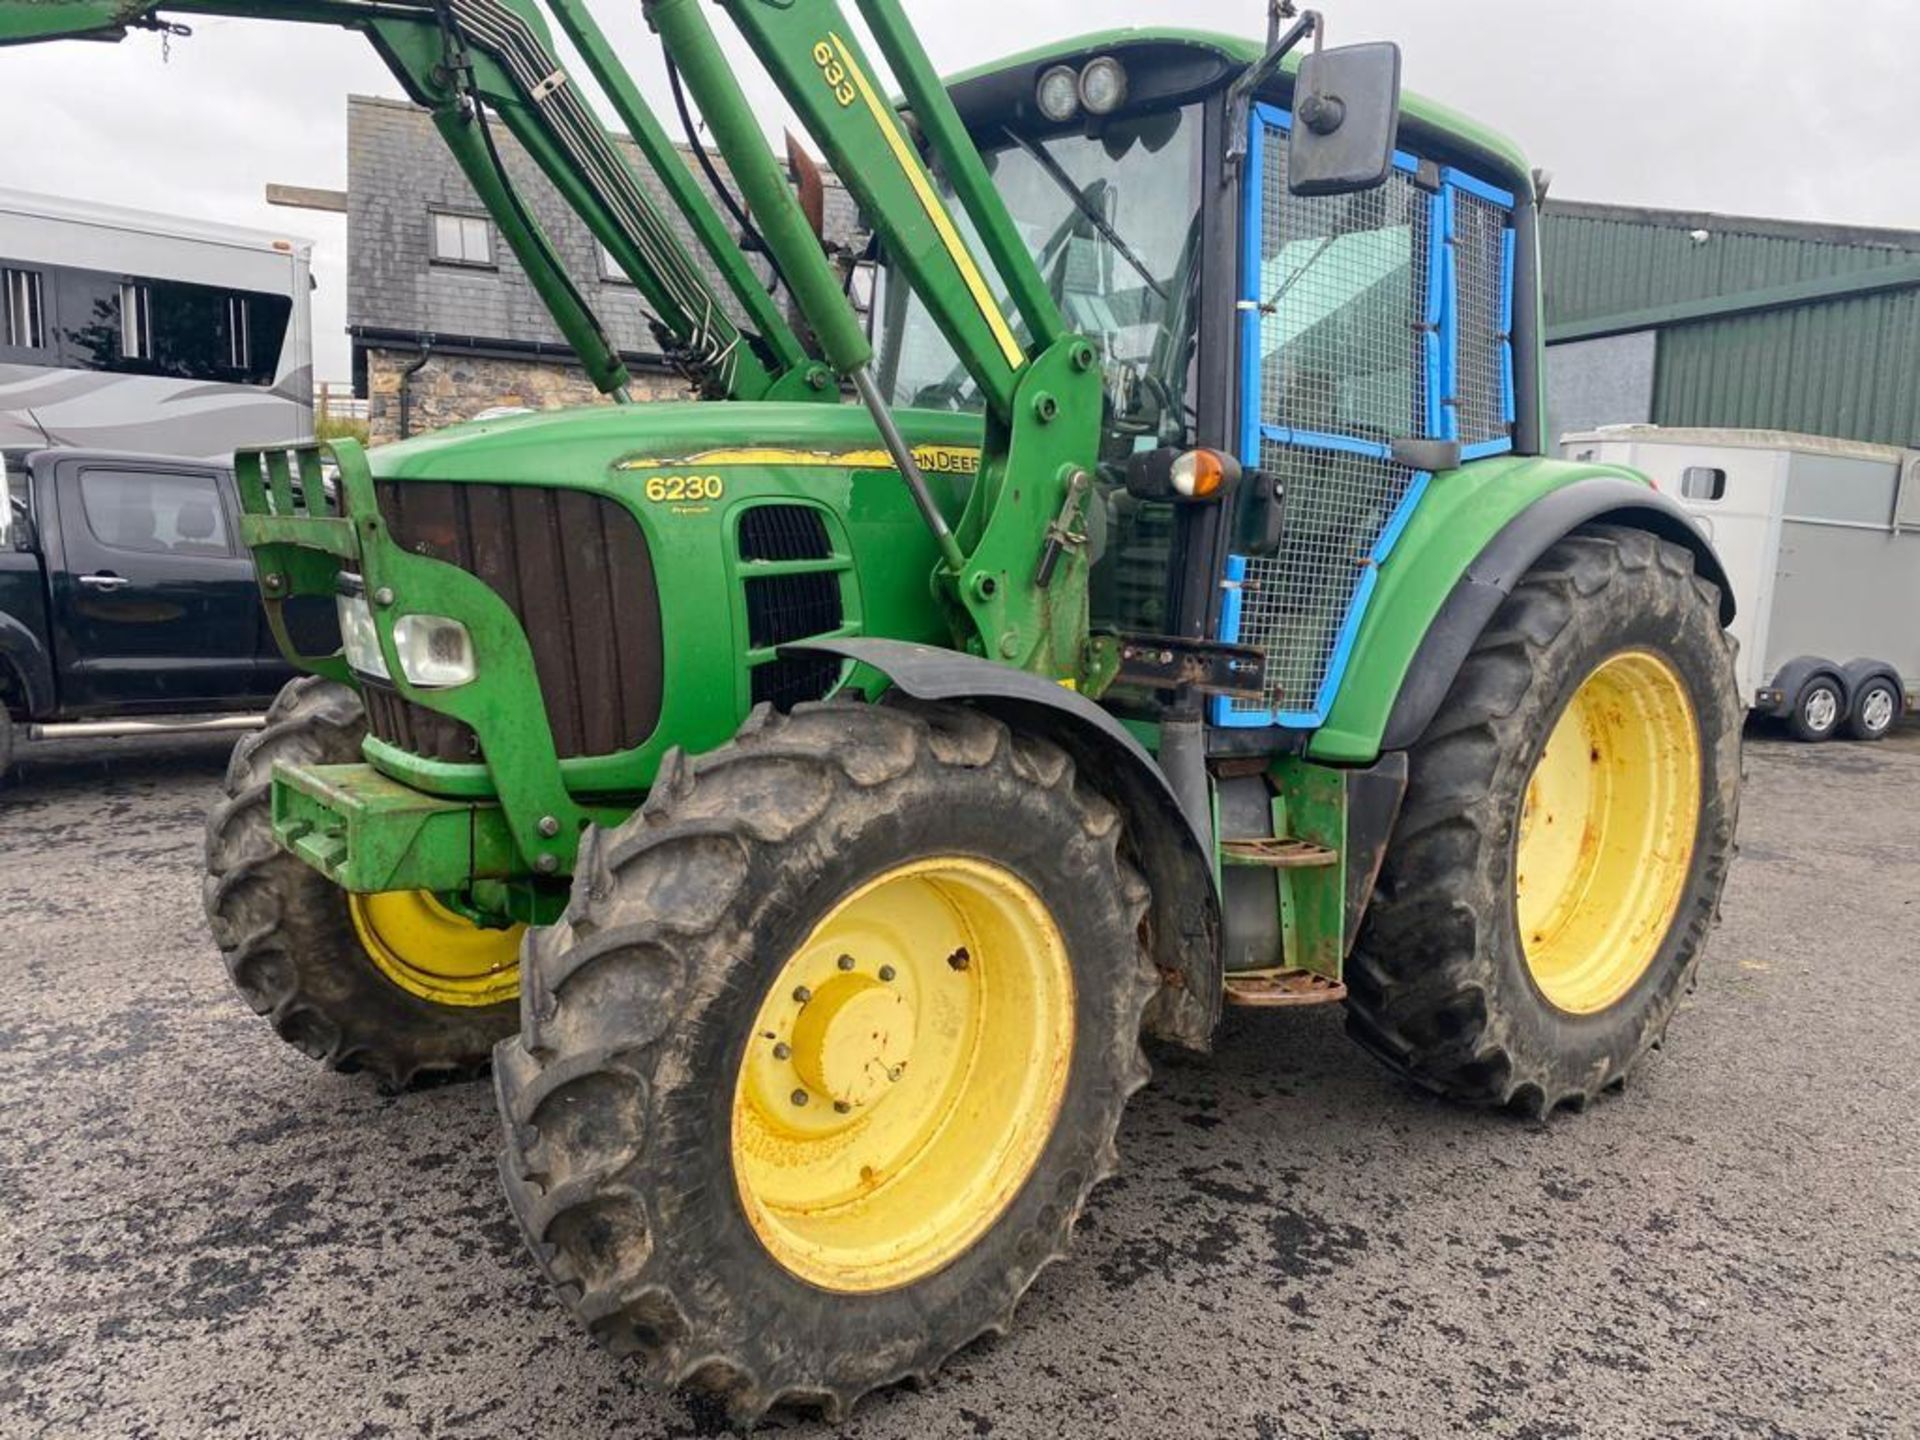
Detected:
left=4, top=0, right=1913, bottom=381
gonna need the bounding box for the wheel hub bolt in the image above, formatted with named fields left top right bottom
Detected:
left=793, top=985, right=812, bottom=1004
left=834, top=1101, right=852, bottom=1114
left=791, top=1089, right=809, bottom=1107
left=878, top=965, right=896, bottom=983
left=837, top=955, right=856, bottom=971
left=773, top=1042, right=792, bottom=1061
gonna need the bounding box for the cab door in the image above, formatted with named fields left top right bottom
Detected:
left=50, top=458, right=260, bottom=710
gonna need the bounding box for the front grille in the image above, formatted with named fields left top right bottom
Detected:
left=738, top=503, right=845, bottom=712
left=362, top=681, right=479, bottom=763
left=752, top=654, right=843, bottom=711
left=745, top=571, right=843, bottom=650
left=370, top=481, right=664, bottom=761
left=739, top=504, right=833, bottom=562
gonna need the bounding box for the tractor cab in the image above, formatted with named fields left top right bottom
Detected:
left=873, top=29, right=1539, bottom=735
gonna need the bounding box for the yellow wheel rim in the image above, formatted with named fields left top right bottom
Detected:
left=1516, top=651, right=1703, bottom=1015
left=731, top=857, right=1075, bottom=1294
left=349, top=891, right=523, bottom=1008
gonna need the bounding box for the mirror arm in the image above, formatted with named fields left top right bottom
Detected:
left=1225, top=7, right=1322, bottom=175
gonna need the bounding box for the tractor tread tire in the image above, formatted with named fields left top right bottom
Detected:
left=495, top=698, right=1156, bottom=1425
left=1345, top=525, right=1742, bottom=1117
left=203, top=675, right=515, bottom=1087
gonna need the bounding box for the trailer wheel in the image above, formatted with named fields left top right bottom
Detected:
left=1346, top=525, right=1741, bottom=1116
left=496, top=699, right=1154, bottom=1424
left=1787, top=674, right=1845, bottom=742
left=1843, top=676, right=1901, bottom=742
left=203, top=676, right=520, bottom=1086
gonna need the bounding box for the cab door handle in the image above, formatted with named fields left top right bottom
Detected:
left=78, top=573, right=134, bottom=591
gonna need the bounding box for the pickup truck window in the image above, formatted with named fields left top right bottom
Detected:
left=78, top=468, right=233, bottom=558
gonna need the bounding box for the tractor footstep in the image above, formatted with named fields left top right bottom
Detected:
left=1223, top=970, right=1348, bottom=1008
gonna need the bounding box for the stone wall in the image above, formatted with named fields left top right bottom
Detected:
left=365, top=347, right=692, bottom=445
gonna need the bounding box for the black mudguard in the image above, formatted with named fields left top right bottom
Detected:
left=1382, top=479, right=1737, bottom=752
left=0, top=605, right=54, bottom=718
left=791, top=638, right=1223, bottom=1050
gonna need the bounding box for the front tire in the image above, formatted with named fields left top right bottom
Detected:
left=1346, top=525, right=1741, bottom=1115
left=495, top=700, right=1155, bottom=1424
left=203, top=677, right=520, bottom=1086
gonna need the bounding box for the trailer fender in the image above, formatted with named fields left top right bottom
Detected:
left=1764, top=656, right=1848, bottom=720
left=1380, top=479, right=1735, bottom=752
left=790, top=637, right=1223, bottom=1050
left=1840, top=657, right=1905, bottom=706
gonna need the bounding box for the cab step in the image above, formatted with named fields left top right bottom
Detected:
left=1219, top=837, right=1339, bottom=869
left=1223, top=970, right=1348, bottom=1008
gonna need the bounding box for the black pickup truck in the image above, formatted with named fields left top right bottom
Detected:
left=1, top=447, right=304, bottom=781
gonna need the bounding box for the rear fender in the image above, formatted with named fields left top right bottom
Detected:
left=1375, top=477, right=1735, bottom=754
left=791, top=637, right=1222, bottom=1050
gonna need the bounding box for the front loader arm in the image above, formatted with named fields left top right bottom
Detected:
left=0, top=0, right=830, bottom=402
left=648, top=0, right=1107, bottom=679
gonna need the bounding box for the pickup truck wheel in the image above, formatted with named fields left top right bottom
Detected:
left=495, top=699, right=1155, bottom=1424
left=203, top=676, right=519, bottom=1087
left=1346, top=526, right=1742, bottom=1116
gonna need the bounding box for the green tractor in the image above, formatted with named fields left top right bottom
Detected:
left=4, top=0, right=1741, bottom=1421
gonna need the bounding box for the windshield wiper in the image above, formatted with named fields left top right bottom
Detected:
left=1263, top=234, right=1338, bottom=314
left=1004, top=130, right=1168, bottom=303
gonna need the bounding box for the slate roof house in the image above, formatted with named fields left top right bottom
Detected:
left=346, top=94, right=863, bottom=444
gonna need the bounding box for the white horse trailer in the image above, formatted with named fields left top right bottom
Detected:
left=0, top=188, right=313, bottom=460
left=1562, top=427, right=1919, bottom=742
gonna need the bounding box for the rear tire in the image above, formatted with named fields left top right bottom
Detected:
left=1346, top=525, right=1741, bottom=1115
left=495, top=699, right=1155, bottom=1424
left=1787, top=674, right=1845, bottom=743
left=203, top=676, right=518, bottom=1087
left=1843, top=676, right=1900, bottom=742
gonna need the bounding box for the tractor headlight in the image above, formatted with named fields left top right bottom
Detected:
left=1036, top=65, right=1082, bottom=123
left=1078, top=56, right=1128, bottom=116
left=391, top=614, right=476, bottom=689
left=337, top=585, right=389, bottom=682
left=337, top=582, right=476, bottom=689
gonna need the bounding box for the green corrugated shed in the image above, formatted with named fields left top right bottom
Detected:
left=1542, top=201, right=1920, bottom=447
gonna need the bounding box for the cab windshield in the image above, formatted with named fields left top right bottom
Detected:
left=875, top=105, right=1205, bottom=465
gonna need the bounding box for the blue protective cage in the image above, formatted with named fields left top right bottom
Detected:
left=1215, top=104, right=1518, bottom=730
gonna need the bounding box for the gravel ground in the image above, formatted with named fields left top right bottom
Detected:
left=1, top=724, right=1916, bottom=1439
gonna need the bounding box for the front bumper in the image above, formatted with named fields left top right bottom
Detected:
left=272, top=761, right=525, bottom=895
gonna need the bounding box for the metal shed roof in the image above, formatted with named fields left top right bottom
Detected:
left=1542, top=200, right=1920, bottom=448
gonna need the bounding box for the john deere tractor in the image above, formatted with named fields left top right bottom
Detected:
left=3, top=0, right=1741, bottom=1421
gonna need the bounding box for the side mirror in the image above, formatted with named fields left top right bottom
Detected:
left=1287, top=42, right=1403, bottom=197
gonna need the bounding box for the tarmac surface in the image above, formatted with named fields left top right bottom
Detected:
left=1, top=723, right=1916, bottom=1439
